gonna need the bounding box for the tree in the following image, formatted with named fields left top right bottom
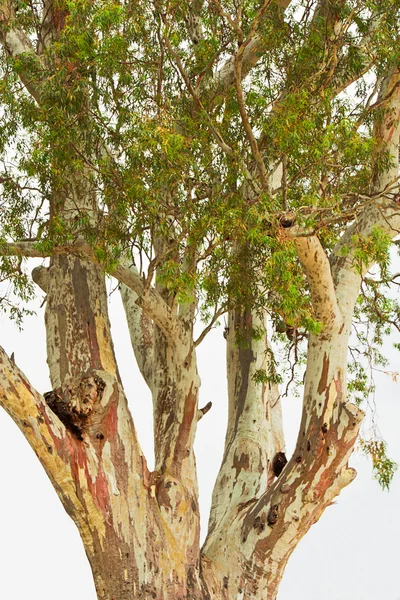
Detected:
left=0, top=1, right=399, bottom=599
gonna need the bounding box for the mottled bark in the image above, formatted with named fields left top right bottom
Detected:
left=0, top=345, right=204, bottom=600
left=206, top=309, right=283, bottom=540
left=120, top=263, right=154, bottom=390
left=2, top=5, right=400, bottom=600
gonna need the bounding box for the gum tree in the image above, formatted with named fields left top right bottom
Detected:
left=0, top=1, right=399, bottom=599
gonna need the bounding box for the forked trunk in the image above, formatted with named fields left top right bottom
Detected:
left=1, top=11, right=400, bottom=596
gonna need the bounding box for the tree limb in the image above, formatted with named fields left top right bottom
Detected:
left=284, top=229, right=343, bottom=337
left=0, top=240, right=186, bottom=346
left=205, top=0, right=292, bottom=101
left=203, top=314, right=364, bottom=598
left=331, top=71, right=400, bottom=319
left=113, top=261, right=186, bottom=346
left=226, top=399, right=364, bottom=599
left=185, top=0, right=205, bottom=45
left=329, top=10, right=381, bottom=98
left=0, top=0, right=42, bottom=101
left=0, top=345, right=98, bottom=546
left=205, top=308, right=284, bottom=544
left=119, top=262, right=154, bottom=390
left=233, top=1, right=272, bottom=191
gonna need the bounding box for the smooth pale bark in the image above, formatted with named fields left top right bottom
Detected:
left=2, top=190, right=400, bottom=600
left=200, top=306, right=363, bottom=599
left=119, top=255, right=204, bottom=589
left=120, top=266, right=154, bottom=390
left=0, top=344, right=205, bottom=600
left=0, top=0, right=42, bottom=101
left=200, top=67, right=400, bottom=600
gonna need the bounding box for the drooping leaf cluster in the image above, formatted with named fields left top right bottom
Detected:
left=360, top=438, right=398, bottom=490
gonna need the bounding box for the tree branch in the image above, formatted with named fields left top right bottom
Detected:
left=206, top=0, right=292, bottom=101
left=0, top=345, right=97, bottom=545
left=204, top=308, right=284, bottom=545
left=203, top=318, right=364, bottom=598
left=194, top=305, right=226, bottom=347
left=284, top=229, right=343, bottom=337
left=230, top=400, right=364, bottom=599
left=331, top=71, right=400, bottom=319
left=0, top=240, right=186, bottom=346
left=119, top=262, right=154, bottom=390
left=0, top=0, right=42, bottom=101
left=329, top=10, right=381, bottom=98
left=113, top=261, right=186, bottom=346
left=185, top=0, right=205, bottom=45
left=233, top=1, right=271, bottom=191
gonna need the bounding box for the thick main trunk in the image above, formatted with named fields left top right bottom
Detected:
left=34, top=254, right=203, bottom=599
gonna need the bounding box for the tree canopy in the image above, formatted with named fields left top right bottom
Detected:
left=2, top=0, right=400, bottom=467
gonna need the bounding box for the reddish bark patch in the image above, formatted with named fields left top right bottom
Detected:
left=92, top=469, right=110, bottom=516
left=60, top=432, right=110, bottom=515
left=334, top=371, right=342, bottom=394
left=102, top=392, right=119, bottom=439
left=141, top=455, right=152, bottom=489
left=172, top=381, right=197, bottom=473
left=317, top=353, right=329, bottom=395
left=313, top=468, right=333, bottom=498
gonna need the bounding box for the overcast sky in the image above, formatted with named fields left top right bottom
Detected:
left=0, top=262, right=400, bottom=599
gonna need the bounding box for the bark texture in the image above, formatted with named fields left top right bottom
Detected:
left=1, top=2, right=400, bottom=600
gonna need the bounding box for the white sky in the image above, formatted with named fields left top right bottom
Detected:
left=0, top=262, right=400, bottom=599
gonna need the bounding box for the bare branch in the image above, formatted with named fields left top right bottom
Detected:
left=119, top=262, right=154, bottom=390
left=0, top=240, right=45, bottom=257
left=284, top=228, right=343, bottom=337
left=233, top=1, right=272, bottom=191
left=194, top=305, right=226, bottom=347
left=197, top=400, right=212, bottom=421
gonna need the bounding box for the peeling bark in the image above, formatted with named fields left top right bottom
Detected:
left=203, top=309, right=284, bottom=587
left=2, top=5, right=400, bottom=600
left=201, top=328, right=363, bottom=600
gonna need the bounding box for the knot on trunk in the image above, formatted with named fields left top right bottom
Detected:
left=272, top=451, right=287, bottom=477
left=32, top=265, right=49, bottom=292
left=44, top=373, right=106, bottom=440
left=267, top=503, right=279, bottom=526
